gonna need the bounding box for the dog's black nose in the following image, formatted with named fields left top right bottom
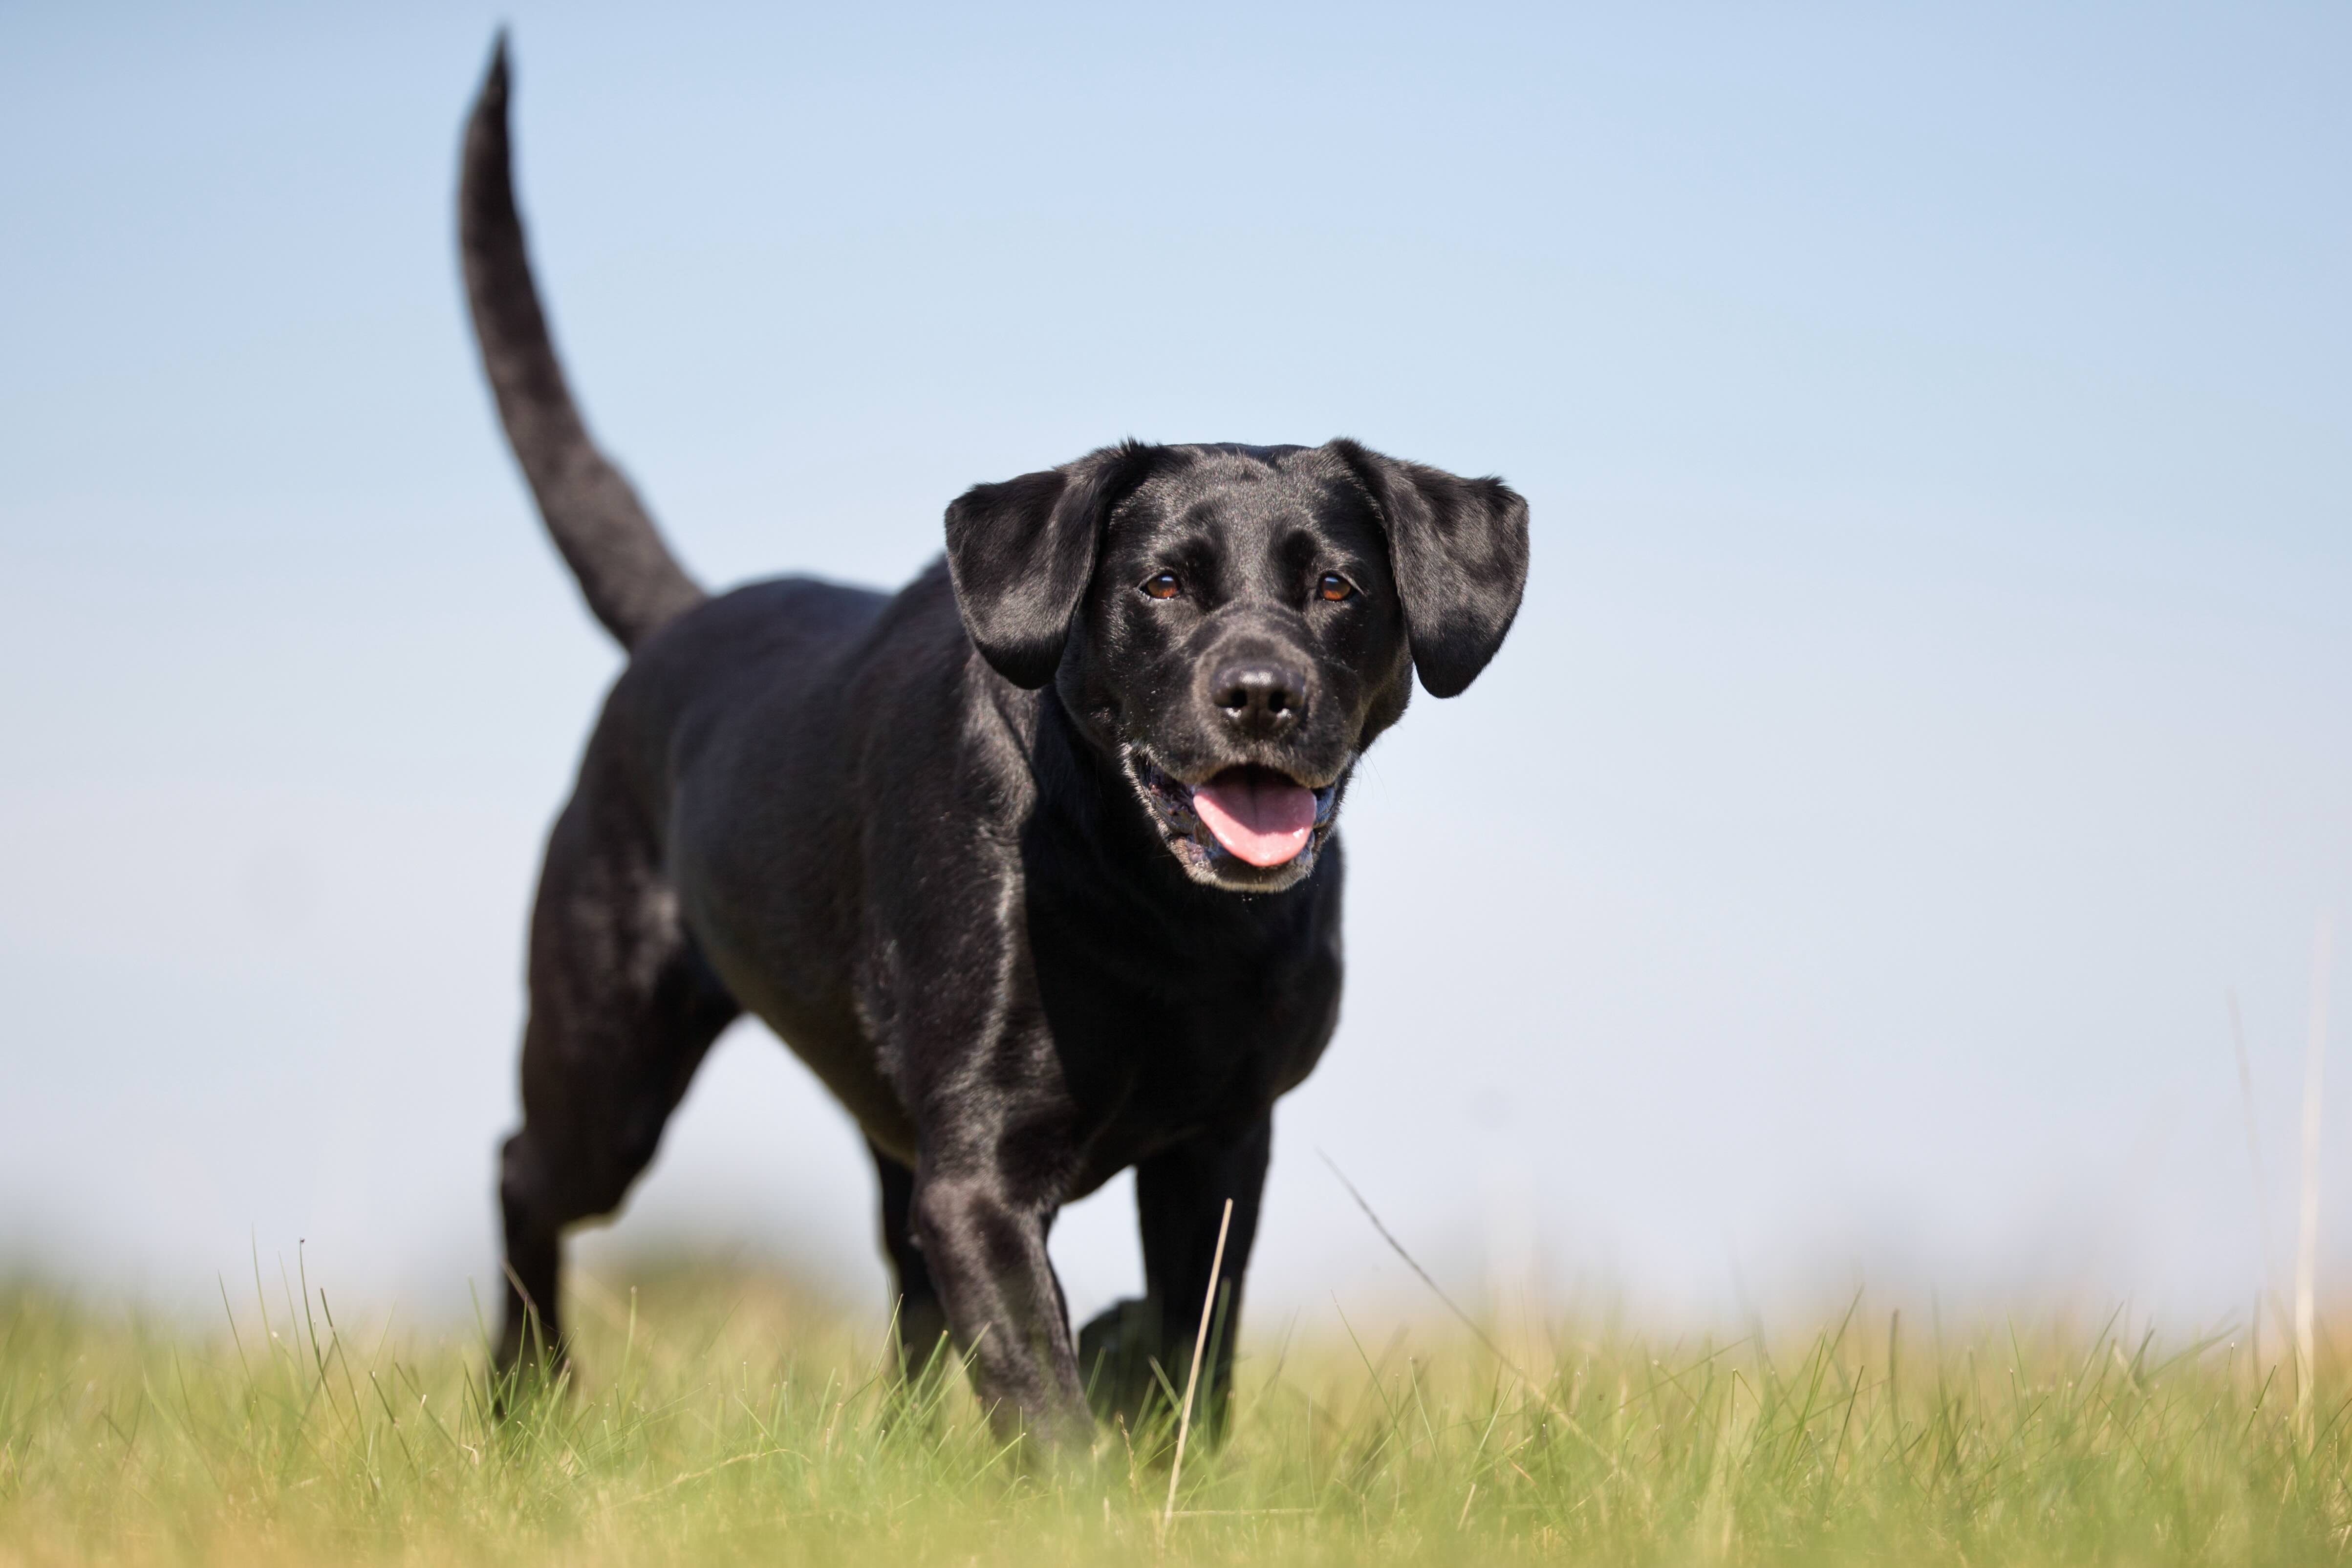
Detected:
left=1212, top=663, right=1309, bottom=737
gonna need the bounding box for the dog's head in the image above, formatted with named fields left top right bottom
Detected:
left=945, top=441, right=1528, bottom=892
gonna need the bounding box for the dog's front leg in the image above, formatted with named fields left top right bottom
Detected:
left=1079, top=1118, right=1271, bottom=1436
left=909, top=1160, right=1091, bottom=1448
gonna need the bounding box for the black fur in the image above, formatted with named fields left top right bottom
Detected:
left=462, top=41, right=1530, bottom=1448
left=458, top=36, right=704, bottom=649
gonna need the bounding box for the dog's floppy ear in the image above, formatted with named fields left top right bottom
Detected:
left=1329, top=439, right=1530, bottom=698
left=945, top=440, right=1160, bottom=688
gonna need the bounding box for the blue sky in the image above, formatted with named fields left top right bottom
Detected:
left=1, top=2, right=2346, bottom=1334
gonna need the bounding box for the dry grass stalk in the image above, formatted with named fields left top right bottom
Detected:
left=2294, top=911, right=2334, bottom=1426
left=2227, top=988, right=2288, bottom=1364
left=1160, top=1196, right=1233, bottom=1548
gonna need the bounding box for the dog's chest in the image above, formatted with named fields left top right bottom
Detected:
left=1026, top=878, right=1343, bottom=1147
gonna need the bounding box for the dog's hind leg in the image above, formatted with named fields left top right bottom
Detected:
left=494, top=792, right=739, bottom=1383
left=868, top=1141, right=951, bottom=1377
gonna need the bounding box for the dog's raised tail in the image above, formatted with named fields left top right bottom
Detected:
left=459, top=35, right=704, bottom=651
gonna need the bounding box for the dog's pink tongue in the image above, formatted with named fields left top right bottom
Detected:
left=1190, top=771, right=1317, bottom=867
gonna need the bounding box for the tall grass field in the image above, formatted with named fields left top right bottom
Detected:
left=1, top=1259, right=2344, bottom=1566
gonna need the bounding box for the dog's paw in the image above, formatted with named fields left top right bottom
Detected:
left=1078, top=1296, right=1169, bottom=1426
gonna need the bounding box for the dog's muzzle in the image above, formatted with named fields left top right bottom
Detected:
left=1128, top=752, right=1339, bottom=878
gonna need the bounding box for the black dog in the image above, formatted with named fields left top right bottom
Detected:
left=459, top=40, right=1528, bottom=1447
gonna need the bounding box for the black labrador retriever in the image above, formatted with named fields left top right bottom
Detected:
left=459, top=40, right=1528, bottom=1448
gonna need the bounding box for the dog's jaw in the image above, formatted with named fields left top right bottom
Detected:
left=1122, top=747, right=1343, bottom=893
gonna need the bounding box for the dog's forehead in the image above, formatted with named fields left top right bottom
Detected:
left=1114, top=445, right=1366, bottom=537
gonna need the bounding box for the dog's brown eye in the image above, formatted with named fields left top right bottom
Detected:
left=1317, top=573, right=1356, bottom=602
left=1142, top=572, right=1182, bottom=600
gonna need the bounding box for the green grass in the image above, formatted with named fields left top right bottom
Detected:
left=0, top=1260, right=2345, bottom=1566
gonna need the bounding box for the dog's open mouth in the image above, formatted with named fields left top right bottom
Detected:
left=1193, top=769, right=1319, bottom=865
left=1130, top=755, right=1340, bottom=875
